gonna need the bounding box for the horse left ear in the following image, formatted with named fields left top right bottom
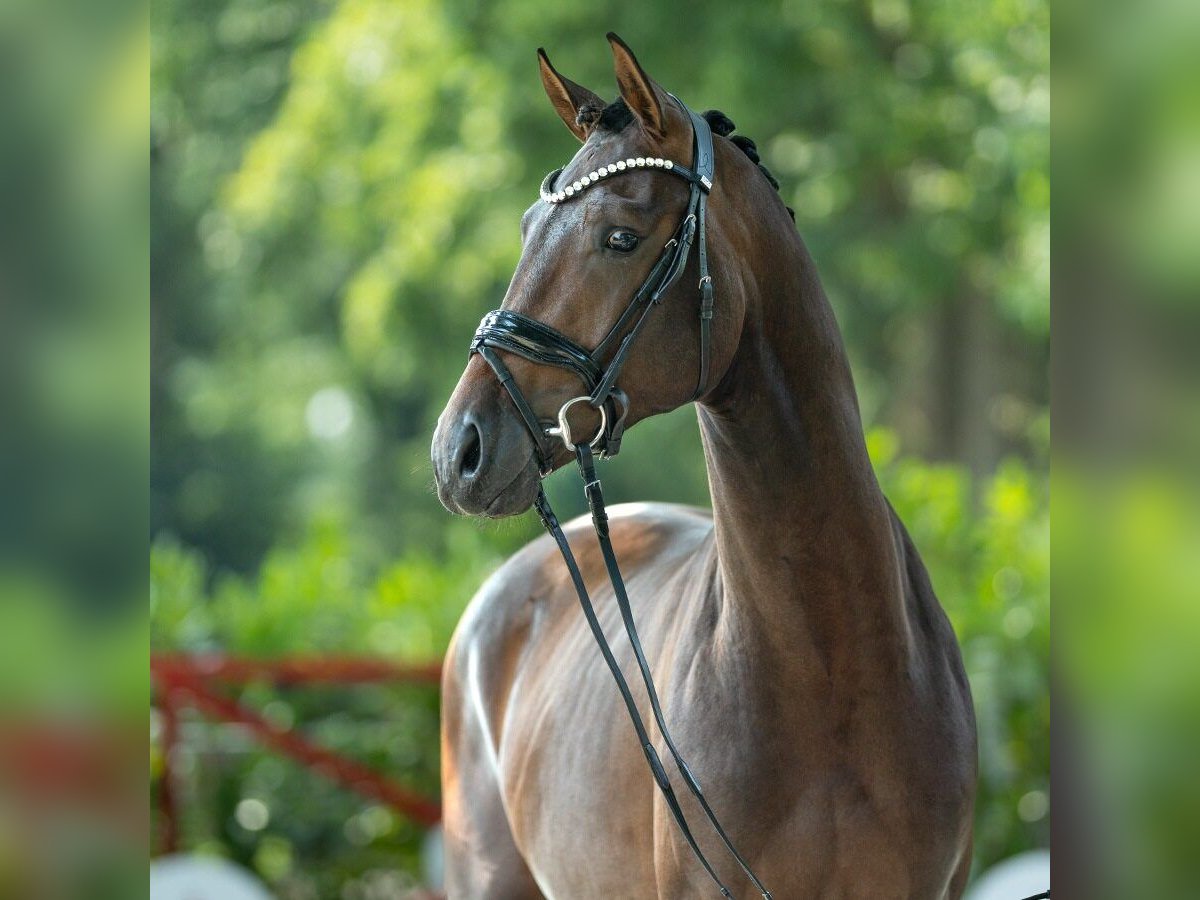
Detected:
left=538, top=48, right=605, bottom=143
left=606, top=33, right=667, bottom=140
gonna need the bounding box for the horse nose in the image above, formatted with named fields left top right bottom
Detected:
left=455, top=416, right=484, bottom=479
left=432, top=394, right=541, bottom=517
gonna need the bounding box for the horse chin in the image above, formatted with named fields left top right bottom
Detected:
left=435, top=452, right=540, bottom=519
left=480, top=466, right=540, bottom=518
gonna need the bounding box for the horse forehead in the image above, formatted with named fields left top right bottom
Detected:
left=517, top=198, right=586, bottom=266
left=519, top=181, right=637, bottom=255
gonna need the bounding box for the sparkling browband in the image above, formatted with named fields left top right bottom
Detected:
left=539, top=157, right=678, bottom=204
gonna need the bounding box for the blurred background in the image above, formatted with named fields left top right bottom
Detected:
left=1, top=0, right=147, bottom=897
left=146, top=0, right=1049, bottom=895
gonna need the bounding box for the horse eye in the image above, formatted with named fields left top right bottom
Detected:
left=606, top=230, right=639, bottom=253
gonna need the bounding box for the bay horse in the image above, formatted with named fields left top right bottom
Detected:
left=430, top=34, right=976, bottom=899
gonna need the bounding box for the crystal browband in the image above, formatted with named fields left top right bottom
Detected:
left=539, top=157, right=682, bottom=204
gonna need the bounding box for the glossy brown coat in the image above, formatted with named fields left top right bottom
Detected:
left=430, top=35, right=976, bottom=899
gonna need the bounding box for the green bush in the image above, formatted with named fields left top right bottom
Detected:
left=870, top=432, right=1050, bottom=870
left=151, top=518, right=505, bottom=898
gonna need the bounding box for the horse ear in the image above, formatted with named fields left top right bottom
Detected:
left=606, top=33, right=666, bottom=140
left=538, top=48, right=605, bottom=143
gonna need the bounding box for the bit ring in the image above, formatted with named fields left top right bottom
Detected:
left=545, top=396, right=607, bottom=451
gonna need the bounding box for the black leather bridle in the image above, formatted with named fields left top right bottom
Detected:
left=468, top=100, right=773, bottom=898
left=471, top=100, right=715, bottom=472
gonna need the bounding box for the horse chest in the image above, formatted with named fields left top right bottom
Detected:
left=494, top=604, right=970, bottom=899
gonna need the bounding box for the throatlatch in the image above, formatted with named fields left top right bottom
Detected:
left=469, top=100, right=773, bottom=899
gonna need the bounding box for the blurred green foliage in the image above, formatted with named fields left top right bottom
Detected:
left=151, top=526, right=497, bottom=896
left=151, top=0, right=1048, bottom=891
left=1, top=0, right=147, bottom=616
left=0, top=3, right=146, bottom=896
left=1054, top=470, right=1200, bottom=898
left=1053, top=2, right=1200, bottom=890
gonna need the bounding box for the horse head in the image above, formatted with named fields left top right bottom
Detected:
left=431, top=35, right=761, bottom=517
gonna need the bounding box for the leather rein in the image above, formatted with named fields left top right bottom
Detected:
left=468, top=101, right=773, bottom=899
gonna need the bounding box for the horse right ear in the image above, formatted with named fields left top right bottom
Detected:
left=538, top=48, right=605, bottom=143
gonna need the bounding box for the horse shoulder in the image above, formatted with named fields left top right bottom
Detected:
left=443, top=533, right=561, bottom=759
left=444, top=501, right=713, bottom=748
left=440, top=535, right=569, bottom=898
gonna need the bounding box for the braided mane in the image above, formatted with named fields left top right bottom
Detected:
left=582, top=99, right=794, bottom=221
left=700, top=109, right=794, bottom=222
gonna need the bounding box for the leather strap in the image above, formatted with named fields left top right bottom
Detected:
left=533, top=480, right=737, bottom=898
left=694, top=192, right=713, bottom=401
left=472, top=309, right=603, bottom=388
left=587, top=208, right=696, bottom=406
left=566, top=445, right=774, bottom=898
left=474, top=346, right=554, bottom=472
left=686, top=106, right=715, bottom=401
left=685, top=106, right=716, bottom=188
left=590, top=241, right=676, bottom=362
left=472, top=309, right=626, bottom=473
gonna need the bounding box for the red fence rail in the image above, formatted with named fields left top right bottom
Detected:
left=150, top=654, right=444, bottom=855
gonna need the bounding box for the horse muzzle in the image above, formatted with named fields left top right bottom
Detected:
left=431, top=375, right=542, bottom=518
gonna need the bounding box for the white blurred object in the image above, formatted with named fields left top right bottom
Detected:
left=422, top=825, right=444, bottom=889
left=965, top=849, right=1050, bottom=900
left=150, top=854, right=274, bottom=900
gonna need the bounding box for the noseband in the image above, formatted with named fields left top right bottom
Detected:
left=467, top=101, right=773, bottom=899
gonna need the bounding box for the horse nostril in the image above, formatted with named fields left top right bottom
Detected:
left=459, top=421, right=482, bottom=478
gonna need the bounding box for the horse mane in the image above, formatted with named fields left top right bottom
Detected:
left=581, top=99, right=795, bottom=221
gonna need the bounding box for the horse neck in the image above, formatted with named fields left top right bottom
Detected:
left=698, top=226, right=911, bottom=674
